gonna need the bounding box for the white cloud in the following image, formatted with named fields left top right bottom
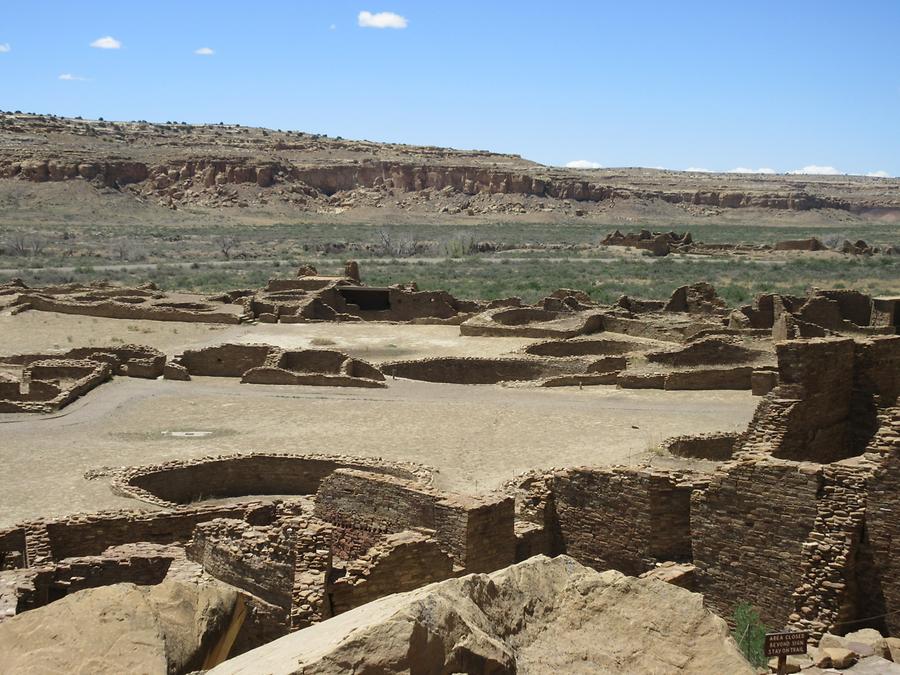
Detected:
left=728, top=167, right=776, bottom=174
left=685, top=167, right=711, bottom=173
left=789, top=165, right=840, bottom=175
left=0, top=43, right=10, bottom=53
left=867, top=170, right=891, bottom=178
left=194, top=47, right=214, bottom=55
left=90, top=36, right=122, bottom=49
left=565, top=160, right=602, bottom=169
left=330, top=24, right=337, bottom=30
left=358, top=11, right=408, bottom=29
left=59, top=73, right=88, bottom=81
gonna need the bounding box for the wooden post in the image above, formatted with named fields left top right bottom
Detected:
left=776, top=654, right=787, bottom=675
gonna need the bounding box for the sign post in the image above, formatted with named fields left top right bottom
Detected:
left=764, top=631, right=809, bottom=675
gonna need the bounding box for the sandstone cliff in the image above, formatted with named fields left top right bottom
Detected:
left=1, top=111, right=898, bottom=225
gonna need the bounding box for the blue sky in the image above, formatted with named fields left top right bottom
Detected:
left=1, top=1, right=898, bottom=176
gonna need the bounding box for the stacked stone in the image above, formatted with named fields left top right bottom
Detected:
left=691, top=458, right=821, bottom=627
left=789, top=462, right=872, bottom=640
left=314, top=469, right=514, bottom=574
left=548, top=466, right=697, bottom=576
left=661, top=433, right=738, bottom=461
left=286, top=518, right=332, bottom=629
left=108, top=452, right=431, bottom=508
left=1, top=502, right=274, bottom=567
left=328, top=531, right=454, bottom=614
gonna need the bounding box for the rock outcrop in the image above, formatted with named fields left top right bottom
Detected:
left=2, top=112, right=899, bottom=221
left=209, top=555, right=754, bottom=675
left=0, top=579, right=238, bottom=675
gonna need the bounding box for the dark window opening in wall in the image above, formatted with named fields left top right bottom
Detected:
left=338, top=287, right=391, bottom=311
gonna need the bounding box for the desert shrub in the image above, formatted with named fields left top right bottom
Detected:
left=732, top=602, right=767, bottom=668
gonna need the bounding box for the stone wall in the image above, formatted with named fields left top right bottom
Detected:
left=178, top=344, right=275, bottom=377
left=2, top=502, right=276, bottom=565
left=769, top=338, right=856, bottom=462
left=859, top=408, right=900, bottom=636
left=513, top=467, right=696, bottom=577
left=691, top=458, right=822, bottom=628
left=187, top=518, right=298, bottom=612
left=314, top=469, right=515, bottom=573
left=328, top=531, right=454, bottom=614
left=381, top=356, right=551, bottom=384
left=664, top=366, right=753, bottom=390
left=18, top=293, right=243, bottom=324
left=662, top=433, right=738, bottom=461
left=111, top=453, right=430, bottom=507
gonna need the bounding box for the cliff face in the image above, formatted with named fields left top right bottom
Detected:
left=1, top=111, right=898, bottom=220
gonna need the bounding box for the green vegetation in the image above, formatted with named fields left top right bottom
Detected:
left=1, top=220, right=897, bottom=303
left=732, top=602, right=768, bottom=668
left=4, top=253, right=897, bottom=304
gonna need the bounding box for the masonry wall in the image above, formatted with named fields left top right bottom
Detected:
left=329, top=532, right=454, bottom=614
left=691, top=459, right=822, bottom=627
left=771, top=338, right=856, bottom=462
left=0, top=528, right=26, bottom=569
left=187, top=518, right=296, bottom=612
left=119, top=454, right=425, bottom=506
left=314, top=469, right=515, bottom=572
left=381, top=357, right=549, bottom=384
left=21, top=502, right=275, bottom=563
left=20, top=293, right=242, bottom=324
left=178, top=344, right=274, bottom=377
left=861, top=413, right=900, bottom=635
left=547, top=467, right=695, bottom=576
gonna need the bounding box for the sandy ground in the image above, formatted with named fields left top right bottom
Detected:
left=0, top=312, right=757, bottom=526
left=0, top=376, right=755, bottom=526
left=0, top=312, right=535, bottom=362
left=0, top=313, right=233, bottom=357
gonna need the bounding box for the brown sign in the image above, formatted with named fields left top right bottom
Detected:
left=765, top=631, right=809, bottom=657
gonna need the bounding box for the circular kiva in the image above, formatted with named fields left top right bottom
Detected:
left=107, top=452, right=434, bottom=508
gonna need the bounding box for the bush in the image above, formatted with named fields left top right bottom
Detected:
left=732, top=602, right=767, bottom=668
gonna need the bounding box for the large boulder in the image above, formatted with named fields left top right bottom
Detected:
left=0, top=579, right=237, bottom=675
left=209, top=555, right=753, bottom=674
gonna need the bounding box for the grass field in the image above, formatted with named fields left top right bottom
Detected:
left=2, top=221, right=897, bottom=304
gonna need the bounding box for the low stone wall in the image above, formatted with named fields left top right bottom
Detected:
left=664, top=366, right=753, bottom=390
left=460, top=306, right=604, bottom=338
left=18, top=293, right=243, bottom=324
left=0, top=345, right=168, bottom=412
left=616, top=367, right=753, bottom=391
left=381, top=356, right=551, bottom=384
left=0, top=502, right=276, bottom=566
left=178, top=344, right=275, bottom=377
left=329, top=531, right=454, bottom=614
left=524, top=337, right=645, bottom=357
left=1, top=543, right=180, bottom=620
left=172, top=344, right=386, bottom=387
left=0, top=359, right=112, bottom=413
left=110, top=453, right=432, bottom=507
left=546, top=467, right=697, bottom=576
left=661, top=433, right=738, bottom=461
left=314, top=469, right=515, bottom=573
left=646, top=337, right=763, bottom=366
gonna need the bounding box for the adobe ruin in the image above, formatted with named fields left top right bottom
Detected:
left=1, top=269, right=898, bottom=670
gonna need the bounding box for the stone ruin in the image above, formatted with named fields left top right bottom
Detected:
left=0, top=344, right=165, bottom=412
left=0, top=336, right=897, bottom=670
left=601, top=229, right=900, bottom=257
left=4, top=274, right=898, bottom=413
left=1, top=335, right=898, bottom=661
left=163, top=343, right=386, bottom=388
